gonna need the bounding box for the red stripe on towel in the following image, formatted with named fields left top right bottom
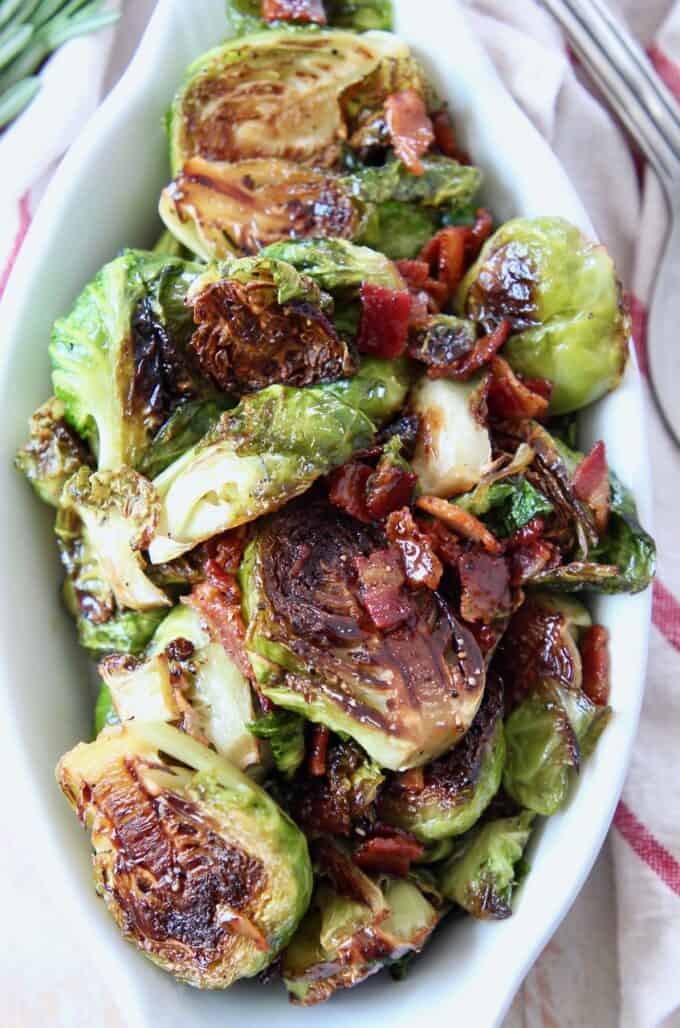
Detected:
left=614, top=801, right=680, bottom=897
left=648, top=45, right=680, bottom=104
left=653, top=579, right=680, bottom=653
left=0, top=191, right=32, bottom=301
left=626, top=292, right=649, bottom=377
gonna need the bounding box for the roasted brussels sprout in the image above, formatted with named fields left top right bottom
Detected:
left=74, top=608, right=167, bottom=656
left=139, top=399, right=229, bottom=480
left=263, top=237, right=404, bottom=291
left=282, top=872, right=438, bottom=1003
left=148, top=357, right=411, bottom=563
left=57, top=466, right=170, bottom=614
left=49, top=250, right=203, bottom=470
left=100, top=603, right=259, bottom=768
left=248, top=709, right=306, bottom=778
left=459, top=217, right=629, bottom=414
left=15, top=397, right=92, bottom=506
left=437, top=811, right=534, bottom=919
left=57, top=722, right=312, bottom=987
left=378, top=674, right=505, bottom=841
left=240, top=497, right=486, bottom=770
left=93, top=683, right=119, bottom=735
left=457, top=475, right=553, bottom=538
left=325, top=0, right=393, bottom=31
left=410, top=375, right=491, bottom=497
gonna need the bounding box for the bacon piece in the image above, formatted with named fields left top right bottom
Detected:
left=507, top=539, right=559, bottom=587
left=261, top=0, right=326, bottom=23
left=467, top=207, right=494, bottom=259
left=573, top=441, right=611, bottom=535
left=466, top=620, right=505, bottom=657
left=357, top=283, right=412, bottom=358
left=354, top=549, right=412, bottom=630
left=417, top=515, right=464, bottom=566
left=420, top=227, right=467, bottom=295
left=328, top=462, right=371, bottom=523
left=431, top=109, right=459, bottom=158
left=365, top=462, right=416, bottom=520
left=425, top=319, right=511, bottom=381
left=186, top=581, right=252, bottom=679
left=353, top=834, right=425, bottom=877
left=458, top=550, right=512, bottom=623
left=385, top=507, right=443, bottom=590
left=205, top=526, right=247, bottom=576
left=416, top=496, right=504, bottom=555
left=308, top=724, right=330, bottom=777
left=506, top=515, right=546, bottom=549
left=384, top=89, right=434, bottom=175
left=487, top=356, right=550, bottom=419
left=580, top=624, right=610, bottom=705
left=395, top=259, right=430, bottom=287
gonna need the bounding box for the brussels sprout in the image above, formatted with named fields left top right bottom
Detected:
left=57, top=722, right=312, bottom=987
left=456, top=476, right=553, bottom=538
left=282, top=874, right=437, bottom=1004
left=503, top=682, right=610, bottom=816
left=437, top=811, right=534, bottom=919
left=100, top=604, right=259, bottom=768
left=240, top=497, right=486, bottom=770
left=58, top=466, right=170, bottom=612
left=139, top=399, right=229, bottom=480
left=93, top=683, right=119, bottom=736
left=360, top=200, right=437, bottom=260
left=74, top=608, right=167, bottom=656
left=15, top=397, right=92, bottom=506
left=378, top=675, right=505, bottom=841
left=148, top=358, right=410, bottom=563
left=49, top=250, right=203, bottom=470
left=410, top=375, right=492, bottom=497
left=263, top=237, right=404, bottom=291
left=325, top=0, right=393, bottom=30
left=459, top=217, right=629, bottom=413
left=248, top=709, right=306, bottom=778
left=167, top=29, right=405, bottom=175
left=340, top=154, right=480, bottom=210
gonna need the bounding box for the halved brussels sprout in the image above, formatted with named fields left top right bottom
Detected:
left=15, top=397, right=92, bottom=507
left=148, top=358, right=410, bottom=563
left=410, top=375, right=492, bottom=497
left=263, top=236, right=404, bottom=291
left=57, top=723, right=312, bottom=987
left=168, top=29, right=406, bottom=175
left=378, top=673, right=505, bottom=841
left=240, top=497, right=486, bottom=770
left=438, top=811, right=534, bottom=919
left=459, top=217, right=629, bottom=414
left=282, top=873, right=438, bottom=1004
left=74, top=608, right=167, bottom=657
left=139, top=399, right=229, bottom=480
left=100, top=603, right=259, bottom=768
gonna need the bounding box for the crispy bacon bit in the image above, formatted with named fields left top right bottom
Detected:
left=365, top=462, right=416, bottom=520
left=261, top=0, right=326, bottom=23
left=487, top=356, right=550, bottom=419
left=580, top=624, right=611, bottom=706
left=416, top=496, right=504, bottom=555
left=458, top=550, right=512, bottom=623
left=385, top=507, right=443, bottom=590
left=466, top=620, right=504, bottom=657
left=425, top=319, right=511, bottom=381
left=384, top=89, right=434, bottom=175
left=420, top=227, right=467, bottom=295
left=354, top=833, right=425, bottom=877
left=186, top=582, right=251, bottom=679
left=205, top=527, right=247, bottom=576
left=418, top=516, right=464, bottom=566
left=507, top=539, right=560, bottom=586
left=357, top=283, right=412, bottom=358
left=431, top=108, right=460, bottom=158
left=507, top=516, right=546, bottom=549
left=354, top=548, right=412, bottom=630
left=308, top=724, right=330, bottom=777
left=328, top=462, right=372, bottom=523
left=395, top=259, right=430, bottom=288
left=468, top=208, right=494, bottom=259
left=573, top=441, right=611, bottom=535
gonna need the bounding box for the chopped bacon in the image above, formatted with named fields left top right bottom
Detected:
left=385, top=507, right=443, bottom=590
left=487, top=355, right=551, bottom=419
left=507, top=516, right=547, bottom=548
left=420, top=227, right=467, bottom=295
left=507, top=538, right=559, bottom=587
left=580, top=624, right=611, bottom=706
left=353, top=833, right=425, bottom=877
left=261, top=0, right=326, bottom=23
left=408, top=290, right=432, bottom=327
left=328, top=462, right=371, bottom=523
left=396, top=259, right=430, bottom=288
left=466, top=620, right=505, bottom=657
left=522, top=376, right=553, bottom=401
left=354, top=548, right=412, bottom=630
left=384, top=89, right=434, bottom=175
left=467, top=207, right=494, bottom=259
left=417, top=516, right=464, bottom=566
left=416, top=496, right=504, bottom=555
left=357, top=283, right=412, bottom=358
left=573, top=441, right=611, bottom=535
left=365, top=461, right=416, bottom=520
left=205, top=526, right=247, bottom=576
left=186, top=581, right=252, bottom=679
left=458, top=550, right=512, bottom=623
left=425, top=319, right=511, bottom=381
left=431, top=109, right=460, bottom=158
left=308, top=724, right=330, bottom=777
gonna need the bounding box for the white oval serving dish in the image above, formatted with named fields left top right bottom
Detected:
left=0, top=1, right=651, bottom=1025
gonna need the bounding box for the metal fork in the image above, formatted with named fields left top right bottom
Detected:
left=542, top=0, right=680, bottom=446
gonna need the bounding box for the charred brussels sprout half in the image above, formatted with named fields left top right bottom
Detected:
left=57, top=722, right=312, bottom=988
left=148, top=357, right=411, bottom=563
left=438, top=811, right=534, bottom=919
left=15, top=397, right=92, bottom=507
left=378, top=674, right=505, bottom=841
left=282, top=871, right=438, bottom=1004
left=459, top=217, right=629, bottom=414
left=263, top=236, right=404, bottom=291
left=240, top=497, right=486, bottom=770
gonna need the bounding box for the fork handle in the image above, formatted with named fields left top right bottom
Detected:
left=542, top=0, right=680, bottom=184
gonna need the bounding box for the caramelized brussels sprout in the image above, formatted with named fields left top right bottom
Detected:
left=459, top=217, right=629, bottom=414
left=263, top=237, right=404, bottom=291
left=74, top=608, right=167, bottom=657
left=248, top=709, right=306, bottom=778
left=240, top=497, right=486, bottom=770
left=57, top=723, right=312, bottom=987
left=139, top=400, right=229, bottom=480
left=378, top=674, right=505, bottom=841
left=438, top=811, right=534, bottom=919
left=15, top=397, right=92, bottom=506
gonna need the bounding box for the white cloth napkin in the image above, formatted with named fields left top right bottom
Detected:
left=1, top=3, right=679, bottom=1027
